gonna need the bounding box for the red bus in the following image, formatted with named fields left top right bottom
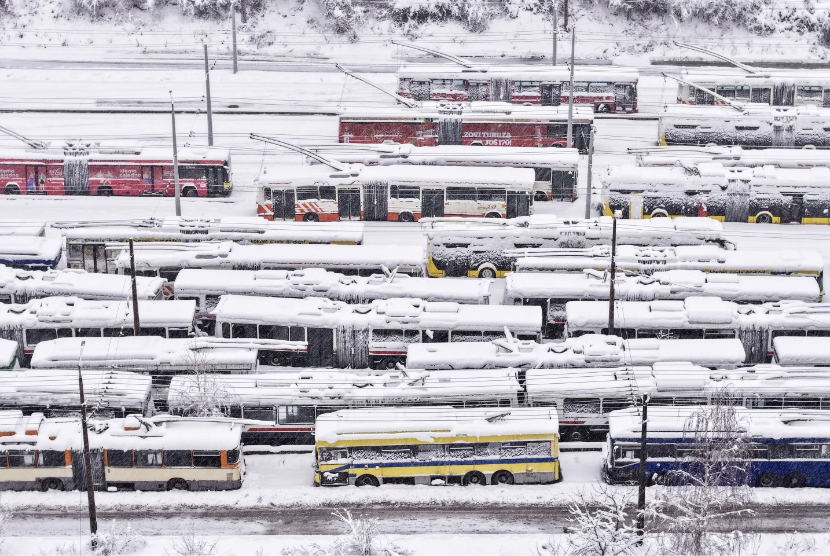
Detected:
left=339, top=104, right=595, bottom=153
left=396, top=66, right=638, bottom=113
left=0, top=145, right=232, bottom=197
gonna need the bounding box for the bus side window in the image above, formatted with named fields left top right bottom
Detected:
left=136, top=450, right=162, bottom=467
left=279, top=405, right=316, bottom=424
left=193, top=451, right=222, bottom=468
left=289, top=327, right=306, bottom=342
left=167, top=328, right=189, bottom=339
left=158, top=268, right=181, bottom=282
left=263, top=188, right=272, bottom=201
left=534, top=168, right=552, bottom=183
left=57, top=328, right=72, bottom=338
left=231, top=323, right=257, bottom=339
left=139, top=327, right=166, bottom=337
left=244, top=408, right=276, bottom=422
left=205, top=295, right=222, bottom=312
left=25, top=328, right=58, bottom=346
left=103, top=327, right=134, bottom=338
left=164, top=450, right=192, bottom=467
left=75, top=328, right=102, bottom=338
left=8, top=451, right=35, bottom=468
left=422, top=330, right=449, bottom=343
left=259, top=325, right=289, bottom=341
left=227, top=449, right=241, bottom=464
left=319, top=186, right=336, bottom=201
left=38, top=450, right=68, bottom=468
left=221, top=323, right=231, bottom=339
left=107, top=450, right=134, bottom=468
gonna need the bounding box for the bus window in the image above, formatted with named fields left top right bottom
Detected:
left=136, top=450, right=163, bottom=467
left=263, top=188, right=272, bottom=201
left=601, top=398, right=632, bottom=414
left=57, top=328, right=73, bottom=338
left=244, top=408, right=276, bottom=422
left=588, top=82, right=613, bottom=93
left=422, top=330, right=449, bottom=343
left=534, top=168, right=552, bottom=183
left=135, top=270, right=158, bottom=278
left=771, top=329, right=807, bottom=339
left=528, top=441, right=551, bottom=456
left=75, top=328, right=102, bottom=338
left=167, top=328, right=189, bottom=339
left=563, top=82, right=589, bottom=93
left=770, top=444, right=791, bottom=460
left=0, top=294, right=10, bottom=304
left=221, top=323, right=230, bottom=339
left=227, top=449, right=241, bottom=464
left=297, top=187, right=318, bottom=200
left=783, top=397, right=821, bottom=409
left=107, top=450, right=134, bottom=468
left=751, top=444, right=769, bottom=460
left=259, top=325, right=289, bottom=341
left=25, top=328, right=58, bottom=346
left=289, top=327, right=306, bottom=342
left=735, top=86, right=751, bottom=100
left=8, top=451, right=35, bottom=468
left=648, top=444, right=675, bottom=458
left=320, top=447, right=349, bottom=462
left=319, top=186, right=337, bottom=201
left=563, top=398, right=600, bottom=414
left=139, top=327, right=166, bottom=337
left=38, top=451, right=67, bottom=468
left=447, top=187, right=475, bottom=201
left=158, top=268, right=181, bottom=282
left=193, top=451, right=222, bottom=468
left=380, top=446, right=413, bottom=460
left=416, top=444, right=445, bottom=460
left=231, top=323, right=257, bottom=339
left=448, top=445, right=474, bottom=459
left=807, top=330, right=830, bottom=337
left=477, top=188, right=506, bottom=202
left=178, top=167, right=207, bottom=180
left=205, top=295, right=222, bottom=313
left=676, top=329, right=704, bottom=340
left=797, top=86, right=823, bottom=101
left=390, top=185, right=419, bottom=199
left=451, top=331, right=484, bottom=342
left=794, top=444, right=821, bottom=459
left=716, top=86, right=737, bottom=99
left=279, top=405, right=316, bottom=424
left=501, top=442, right=527, bottom=458
left=704, top=329, right=736, bottom=339
left=164, top=450, right=192, bottom=468
left=601, top=328, right=636, bottom=339
left=103, top=327, right=134, bottom=338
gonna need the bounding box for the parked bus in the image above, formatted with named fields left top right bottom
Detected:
left=565, top=297, right=830, bottom=364
left=0, top=412, right=243, bottom=491
left=0, top=338, right=17, bottom=369
left=339, top=104, right=595, bottom=153
left=424, top=216, right=731, bottom=279
left=604, top=407, right=830, bottom=488
left=405, top=334, right=746, bottom=370
left=0, top=297, right=197, bottom=364
left=0, top=265, right=164, bottom=304
left=213, top=295, right=541, bottom=369
left=396, top=65, right=638, bottom=113
left=306, top=143, right=581, bottom=202
left=505, top=270, right=822, bottom=339
left=602, top=163, right=830, bottom=224
left=256, top=164, right=534, bottom=223
left=167, top=369, right=522, bottom=445
left=0, top=369, right=153, bottom=418
left=675, top=69, right=830, bottom=107
left=58, top=217, right=364, bottom=275
left=0, top=237, right=62, bottom=271
left=631, top=145, right=830, bottom=168
left=315, top=406, right=560, bottom=487
left=772, top=336, right=830, bottom=367
left=0, top=222, right=46, bottom=237
left=0, top=145, right=232, bottom=197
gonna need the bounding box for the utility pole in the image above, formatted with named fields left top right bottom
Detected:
left=204, top=44, right=214, bottom=147
left=128, top=239, right=141, bottom=336
left=566, top=29, right=575, bottom=149
left=78, top=340, right=98, bottom=547
left=563, top=0, right=568, bottom=29
left=607, top=213, right=617, bottom=335
left=637, top=393, right=649, bottom=539
left=170, top=91, right=181, bottom=217
left=552, top=3, right=557, bottom=65
left=231, top=3, right=238, bottom=74
left=584, top=125, right=595, bottom=218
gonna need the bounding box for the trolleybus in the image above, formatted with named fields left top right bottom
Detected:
left=0, top=338, right=17, bottom=369
left=0, top=237, right=62, bottom=271
left=631, top=145, right=830, bottom=168
left=675, top=69, right=830, bottom=108
left=772, top=336, right=830, bottom=367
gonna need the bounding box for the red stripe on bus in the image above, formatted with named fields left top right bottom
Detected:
left=247, top=427, right=314, bottom=432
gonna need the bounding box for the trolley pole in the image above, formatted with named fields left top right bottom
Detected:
left=204, top=44, right=214, bottom=147
left=566, top=29, right=575, bottom=149
left=637, top=393, right=649, bottom=540
left=584, top=125, right=595, bottom=218
left=607, top=213, right=617, bottom=335
left=128, top=239, right=141, bottom=336
left=78, top=341, right=98, bottom=547
left=170, top=91, right=181, bottom=217
left=552, top=5, right=558, bottom=65
left=231, top=3, right=238, bottom=74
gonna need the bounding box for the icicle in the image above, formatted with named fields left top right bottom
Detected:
left=63, top=147, right=89, bottom=195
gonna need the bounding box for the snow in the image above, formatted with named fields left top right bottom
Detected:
left=636, top=145, right=830, bottom=168
left=772, top=336, right=830, bottom=365
left=0, top=264, right=165, bottom=301
left=0, top=338, right=16, bottom=367
left=0, top=236, right=62, bottom=267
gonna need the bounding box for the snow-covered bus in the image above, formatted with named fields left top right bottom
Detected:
left=58, top=217, right=364, bottom=275
left=0, top=265, right=164, bottom=304
left=505, top=270, right=822, bottom=339
left=772, top=336, right=830, bottom=367
left=424, top=215, right=731, bottom=278
left=602, top=164, right=830, bottom=224
left=306, top=144, right=581, bottom=202
left=255, top=164, right=535, bottom=223
left=212, top=295, right=542, bottom=369
left=565, top=297, right=830, bottom=364
left=675, top=69, right=830, bottom=107
left=0, top=222, right=46, bottom=237
left=0, top=297, right=197, bottom=364
left=604, top=407, right=830, bottom=488
left=631, top=145, right=830, bottom=168
left=0, top=412, right=243, bottom=492
left=405, top=334, right=747, bottom=370
left=0, top=338, right=17, bottom=369
left=0, top=237, right=63, bottom=271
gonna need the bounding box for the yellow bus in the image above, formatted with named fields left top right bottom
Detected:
left=314, top=406, right=560, bottom=487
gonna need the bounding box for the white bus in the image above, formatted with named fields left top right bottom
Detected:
left=58, top=217, right=364, bottom=274
left=772, top=336, right=830, bottom=367
left=675, top=69, right=830, bottom=107
left=631, top=145, right=830, bottom=168
left=566, top=296, right=830, bottom=364
left=405, top=333, right=746, bottom=370
left=0, top=338, right=17, bottom=369
left=0, top=237, right=63, bottom=271
left=0, top=265, right=165, bottom=304
left=212, top=295, right=542, bottom=369
left=0, top=222, right=46, bottom=237
left=505, top=270, right=822, bottom=339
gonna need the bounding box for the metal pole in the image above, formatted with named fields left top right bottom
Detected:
left=231, top=3, right=238, bottom=74
left=637, top=394, right=649, bottom=538
left=170, top=91, right=181, bottom=217
left=608, top=215, right=617, bottom=335
left=128, top=239, right=141, bottom=337
left=204, top=44, right=214, bottom=147
left=584, top=125, right=595, bottom=217
left=563, top=0, right=569, bottom=30
left=552, top=5, right=557, bottom=66
left=78, top=341, right=98, bottom=546
left=566, top=29, right=575, bottom=149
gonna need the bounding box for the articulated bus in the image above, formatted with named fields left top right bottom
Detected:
left=566, top=296, right=830, bottom=364
left=423, top=215, right=730, bottom=279
left=0, top=411, right=243, bottom=492
left=58, top=217, right=364, bottom=275
left=605, top=407, right=830, bottom=488
left=396, top=65, right=638, bottom=112
left=505, top=270, right=822, bottom=339
left=602, top=164, right=830, bottom=224
left=315, top=406, right=560, bottom=487
left=255, top=164, right=534, bottom=223
left=0, top=237, right=63, bottom=271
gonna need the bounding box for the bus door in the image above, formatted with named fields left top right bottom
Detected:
left=438, top=116, right=462, bottom=146
left=468, top=82, right=489, bottom=102
left=614, top=84, right=636, bottom=112
left=141, top=166, right=155, bottom=194
left=72, top=448, right=105, bottom=491
left=751, top=87, right=772, bottom=104
left=541, top=84, right=561, bottom=106
left=272, top=190, right=296, bottom=221
left=410, top=81, right=431, bottom=102
left=338, top=188, right=361, bottom=220
left=422, top=189, right=445, bottom=218
left=362, top=181, right=389, bottom=221
left=551, top=170, right=575, bottom=201
left=785, top=194, right=804, bottom=223
left=83, top=244, right=108, bottom=273
left=507, top=192, right=531, bottom=218
left=25, top=165, right=47, bottom=193
left=307, top=328, right=335, bottom=367
left=629, top=196, right=644, bottom=219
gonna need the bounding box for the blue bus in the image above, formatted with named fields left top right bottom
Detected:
left=604, top=407, right=830, bottom=488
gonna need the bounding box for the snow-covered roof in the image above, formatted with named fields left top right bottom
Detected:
left=405, top=334, right=746, bottom=370
left=772, top=336, right=830, bottom=366
left=341, top=103, right=595, bottom=123
left=31, top=336, right=262, bottom=371
left=315, top=406, right=559, bottom=444
left=115, top=242, right=426, bottom=275
left=0, top=369, right=151, bottom=410
left=603, top=164, right=830, bottom=191
left=659, top=104, right=827, bottom=118
left=677, top=68, right=830, bottom=86
left=0, top=338, right=17, bottom=366
left=59, top=217, right=364, bottom=245
left=0, top=265, right=164, bottom=300
left=174, top=268, right=491, bottom=305
left=635, top=145, right=830, bottom=169
left=0, top=297, right=195, bottom=329
left=0, top=146, right=230, bottom=164
left=0, top=222, right=45, bottom=237
left=566, top=297, right=830, bottom=332
left=0, top=412, right=242, bottom=452
left=0, top=237, right=62, bottom=263
left=396, top=64, right=639, bottom=82
left=212, top=295, right=541, bottom=333
left=609, top=406, right=830, bottom=440
left=167, top=369, right=521, bottom=408
left=505, top=270, right=820, bottom=304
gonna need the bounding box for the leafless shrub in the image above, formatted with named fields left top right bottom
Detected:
left=165, top=524, right=218, bottom=556
left=282, top=509, right=411, bottom=556
left=563, top=484, right=644, bottom=556
left=91, top=520, right=146, bottom=555
left=776, top=532, right=817, bottom=556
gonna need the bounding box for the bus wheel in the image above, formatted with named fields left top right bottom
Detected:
left=5, top=184, right=19, bottom=195
left=567, top=428, right=591, bottom=442
left=97, top=187, right=113, bottom=197
left=183, top=187, right=198, bottom=198
left=41, top=478, right=64, bottom=491
left=382, top=358, right=398, bottom=370
left=534, top=191, right=549, bottom=202
left=650, top=211, right=667, bottom=218
left=303, top=213, right=320, bottom=222
left=355, top=474, right=380, bottom=487
left=462, top=471, right=486, bottom=486
left=398, top=212, right=415, bottom=223
left=485, top=212, right=501, bottom=219
left=755, top=213, right=773, bottom=224
left=596, top=104, right=611, bottom=113
left=491, top=470, right=514, bottom=485
left=167, top=478, right=190, bottom=491
left=782, top=472, right=806, bottom=488
left=477, top=265, right=497, bottom=279
left=755, top=472, right=780, bottom=488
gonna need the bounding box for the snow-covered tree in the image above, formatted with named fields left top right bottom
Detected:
left=562, top=484, right=643, bottom=556
left=282, top=510, right=412, bottom=556
left=169, top=345, right=236, bottom=417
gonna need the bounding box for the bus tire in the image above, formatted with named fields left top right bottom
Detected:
left=755, top=212, right=773, bottom=224
left=303, top=213, right=320, bottom=222
left=462, top=471, right=486, bottom=486
left=477, top=265, right=497, bottom=279
left=596, top=103, right=611, bottom=113
left=183, top=187, right=198, bottom=198
left=398, top=212, right=415, bottom=223
left=381, top=357, right=399, bottom=370
left=167, top=478, right=190, bottom=491
left=534, top=191, right=549, bottom=202
left=355, top=474, right=380, bottom=487
left=491, top=470, right=514, bottom=485
left=755, top=472, right=780, bottom=488
left=782, top=472, right=806, bottom=488
left=98, top=187, right=113, bottom=197
left=650, top=210, right=668, bottom=218
left=41, top=478, right=65, bottom=491
left=485, top=212, right=501, bottom=219
left=567, top=428, right=591, bottom=442
left=5, top=184, right=19, bottom=195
